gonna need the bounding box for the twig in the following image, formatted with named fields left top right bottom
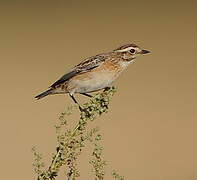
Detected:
left=33, top=87, right=116, bottom=180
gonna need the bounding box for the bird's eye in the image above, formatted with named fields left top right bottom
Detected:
left=129, top=49, right=135, bottom=53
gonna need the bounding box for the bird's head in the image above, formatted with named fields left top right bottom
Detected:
left=114, top=43, right=150, bottom=61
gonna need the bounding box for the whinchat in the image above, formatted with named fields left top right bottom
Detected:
left=35, top=43, right=150, bottom=110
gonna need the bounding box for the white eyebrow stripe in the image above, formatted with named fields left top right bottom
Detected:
left=115, top=47, right=134, bottom=52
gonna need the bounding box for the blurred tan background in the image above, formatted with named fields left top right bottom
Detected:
left=0, top=0, right=197, bottom=180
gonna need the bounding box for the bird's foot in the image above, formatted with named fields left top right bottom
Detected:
left=104, top=87, right=111, bottom=92
left=78, top=106, right=91, bottom=117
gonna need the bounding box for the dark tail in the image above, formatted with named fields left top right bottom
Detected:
left=35, top=89, right=53, bottom=100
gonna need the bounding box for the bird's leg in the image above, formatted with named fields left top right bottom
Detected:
left=69, top=93, right=90, bottom=116
left=69, top=93, right=86, bottom=113
left=80, top=93, right=93, bottom=98
left=69, top=94, right=91, bottom=116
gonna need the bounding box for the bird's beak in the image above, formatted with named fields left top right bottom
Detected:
left=141, top=49, right=150, bottom=54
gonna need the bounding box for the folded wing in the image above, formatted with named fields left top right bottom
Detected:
left=50, top=54, right=106, bottom=88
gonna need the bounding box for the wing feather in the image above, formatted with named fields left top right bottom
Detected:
left=50, top=70, right=77, bottom=88
left=50, top=54, right=106, bottom=88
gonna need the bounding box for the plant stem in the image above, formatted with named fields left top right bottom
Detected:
left=34, top=87, right=116, bottom=180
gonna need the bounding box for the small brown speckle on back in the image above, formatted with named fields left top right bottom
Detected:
left=56, top=84, right=61, bottom=89
left=61, top=84, right=65, bottom=89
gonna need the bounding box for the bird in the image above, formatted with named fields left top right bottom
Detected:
left=35, top=43, right=150, bottom=111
